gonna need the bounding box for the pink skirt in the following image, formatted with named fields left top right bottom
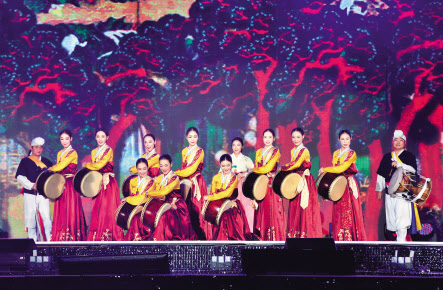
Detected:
left=51, top=177, right=87, bottom=241
left=236, top=176, right=254, bottom=232
left=212, top=200, right=252, bottom=241
left=287, top=174, right=322, bottom=238
left=87, top=177, right=123, bottom=241
left=254, top=177, right=286, bottom=241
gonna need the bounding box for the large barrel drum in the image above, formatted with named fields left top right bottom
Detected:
left=272, top=170, right=303, bottom=200
left=316, top=172, right=347, bottom=201
left=36, top=170, right=66, bottom=199
left=73, top=168, right=103, bottom=198
left=242, top=172, right=269, bottom=201
left=202, top=199, right=233, bottom=225
left=121, top=174, right=138, bottom=198
left=140, top=197, right=171, bottom=230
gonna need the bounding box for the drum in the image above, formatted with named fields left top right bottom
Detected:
left=388, top=167, right=416, bottom=194
left=180, top=179, right=192, bottom=201
left=122, top=174, right=138, bottom=198
left=272, top=170, right=303, bottom=200
left=140, top=197, right=171, bottom=230
left=73, top=168, right=103, bottom=198
left=316, top=172, right=347, bottom=201
left=407, top=176, right=432, bottom=206
left=202, top=199, right=233, bottom=225
left=242, top=172, right=269, bottom=201
left=389, top=168, right=432, bottom=205
left=36, top=170, right=66, bottom=199
left=115, top=200, right=144, bottom=230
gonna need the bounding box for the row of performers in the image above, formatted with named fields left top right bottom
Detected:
left=16, top=126, right=417, bottom=242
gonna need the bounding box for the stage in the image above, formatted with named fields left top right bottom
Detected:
left=2, top=240, right=443, bottom=288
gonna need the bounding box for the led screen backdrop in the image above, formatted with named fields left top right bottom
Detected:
left=0, top=0, right=442, bottom=240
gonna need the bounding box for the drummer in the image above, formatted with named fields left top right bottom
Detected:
left=149, top=154, right=197, bottom=241
left=124, top=158, right=156, bottom=241
left=48, top=129, right=86, bottom=241
left=206, top=154, right=252, bottom=240
left=376, top=130, right=419, bottom=242
left=15, top=137, right=53, bottom=242
left=252, top=128, right=285, bottom=241
left=281, top=127, right=322, bottom=238
left=319, top=129, right=366, bottom=241
left=84, top=128, right=123, bottom=241
left=175, top=127, right=211, bottom=240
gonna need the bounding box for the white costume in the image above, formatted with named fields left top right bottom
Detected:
left=376, top=130, right=417, bottom=242
left=15, top=137, right=53, bottom=242
left=230, top=153, right=255, bottom=232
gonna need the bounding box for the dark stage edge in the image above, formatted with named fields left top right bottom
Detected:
left=2, top=275, right=443, bottom=290
left=7, top=241, right=443, bottom=276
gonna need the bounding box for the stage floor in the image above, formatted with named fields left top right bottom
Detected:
left=16, top=241, right=443, bottom=277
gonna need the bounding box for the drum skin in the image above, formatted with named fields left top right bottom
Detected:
left=316, top=172, right=347, bottom=201
left=122, top=175, right=138, bottom=198
left=36, top=170, right=66, bottom=199
left=272, top=170, right=302, bottom=200
left=115, top=201, right=143, bottom=230
left=73, top=168, right=103, bottom=198
left=242, top=172, right=269, bottom=201
left=388, top=167, right=409, bottom=195
left=202, top=199, right=232, bottom=225
left=141, top=198, right=171, bottom=229
left=180, top=179, right=192, bottom=201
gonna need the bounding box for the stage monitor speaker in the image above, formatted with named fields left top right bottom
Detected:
left=242, top=238, right=355, bottom=275
left=58, top=254, right=170, bottom=275
left=0, top=238, right=36, bottom=272
left=285, top=237, right=336, bottom=251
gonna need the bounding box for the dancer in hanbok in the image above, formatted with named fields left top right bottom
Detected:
left=49, top=129, right=86, bottom=241
left=175, top=127, right=211, bottom=240
left=319, top=129, right=367, bottom=241
left=86, top=129, right=123, bottom=241
left=281, top=127, right=322, bottom=238
left=252, top=129, right=286, bottom=241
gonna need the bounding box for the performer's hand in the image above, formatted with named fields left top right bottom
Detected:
left=31, top=183, right=37, bottom=190
left=391, top=161, right=398, bottom=168
left=237, top=172, right=245, bottom=179
left=203, top=195, right=208, bottom=201
left=82, top=162, right=87, bottom=167
left=376, top=191, right=382, bottom=200
left=252, top=200, right=259, bottom=210
left=319, top=167, right=324, bottom=174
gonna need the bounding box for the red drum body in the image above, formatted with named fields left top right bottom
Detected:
left=202, top=199, right=233, bottom=225
left=115, top=201, right=144, bottom=230
left=140, top=197, right=171, bottom=230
